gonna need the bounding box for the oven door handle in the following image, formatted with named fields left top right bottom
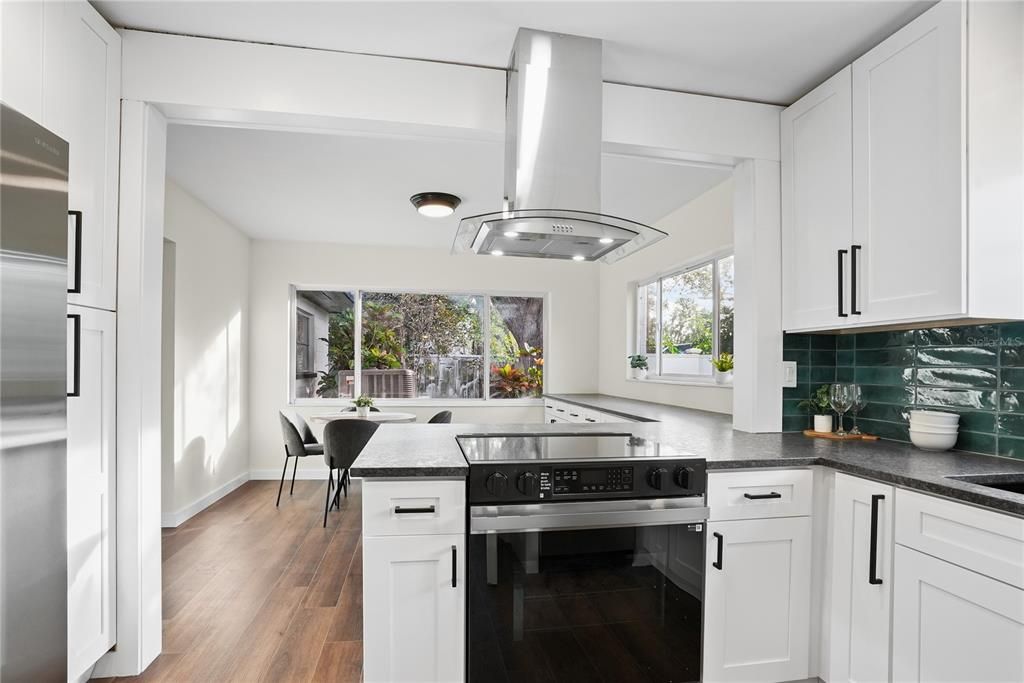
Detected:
left=470, top=498, right=708, bottom=534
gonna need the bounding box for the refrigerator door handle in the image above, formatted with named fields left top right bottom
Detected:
left=67, top=313, right=81, bottom=398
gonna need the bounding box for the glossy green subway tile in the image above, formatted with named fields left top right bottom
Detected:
left=997, top=435, right=1024, bottom=460
left=783, top=349, right=810, bottom=365
left=916, top=346, right=998, bottom=367
left=782, top=415, right=810, bottom=432
left=783, top=399, right=808, bottom=417
left=915, top=325, right=1000, bottom=347
left=783, top=334, right=812, bottom=350
left=1000, top=391, right=1024, bottom=413
left=810, top=350, right=837, bottom=366
left=997, top=413, right=1024, bottom=437
left=853, top=330, right=916, bottom=349
left=854, top=366, right=914, bottom=387
left=835, top=366, right=855, bottom=382
left=952, top=431, right=997, bottom=455
left=858, top=403, right=910, bottom=424
left=855, top=348, right=915, bottom=366
left=1001, top=368, right=1024, bottom=390
left=916, top=387, right=998, bottom=411
left=837, top=334, right=856, bottom=350
left=784, top=384, right=809, bottom=400
left=1001, top=346, right=1024, bottom=367
left=943, top=410, right=998, bottom=434
left=811, top=336, right=837, bottom=350
left=836, top=350, right=855, bottom=367
left=996, top=322, right=1024, bottom=345
left=810, top=366, right=837, bottom=383
left=857, top=418, right=909, bottom=442
left=915, top=367, right=998, bottom=389
left=859, top=385, right=915, bottom=405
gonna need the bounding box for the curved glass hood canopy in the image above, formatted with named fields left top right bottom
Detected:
left=452, top=29, right=668, bottom=264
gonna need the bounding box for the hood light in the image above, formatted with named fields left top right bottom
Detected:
left=504, top=231, right=520, bottom=238
left=572, top=255, right=586, bottom=261
left=410, top=192, right=461, bottom=218
left=599, top=237, right=614, bottom=244
left=490, top=250, right=504, bottom=256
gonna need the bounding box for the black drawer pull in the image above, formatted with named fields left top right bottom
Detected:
left=584, top=418, right=596, bottom=422
left=851, top=244, right=862, bottom=315
left=869, top=494, right=884, bottom=585
left=451, top=545, right=457, bottom=588
left=68, top=211, right=82, bottom=294
left=743, top=491, right=782, bottom=500
left=394, top=505, right=436, bottom=514
left=569, top=413, right=579, bottom=417
left=67, top=313, right=81, bottom=397
left=838, top=248, right=848, bottom=317
left=712, top=532, right=724, bottom=570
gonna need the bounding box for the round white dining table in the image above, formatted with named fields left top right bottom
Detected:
left=308, top=411, right=418, bottom=424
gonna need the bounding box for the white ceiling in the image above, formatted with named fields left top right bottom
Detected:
left=95, top=1, right=932, bottom=105
left=165, top=124, right=730, bottom=248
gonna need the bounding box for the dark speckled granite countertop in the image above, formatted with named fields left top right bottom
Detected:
left=351, top=392, right=1024, bottom=517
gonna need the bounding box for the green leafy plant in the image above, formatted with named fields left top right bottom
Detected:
left=710, top=352, right=734, bottom=372
left=353, top=394, right=375, bottom=408
left=490, top=364, right=531, bottom=398
left=363, top=346, right=401, bottom=369
left=798, top=385, right=833, bottom=415
left=628, top=354, right=649, bottom=370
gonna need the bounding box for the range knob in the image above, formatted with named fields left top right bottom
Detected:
left=647, top=467, right=669, bottom=490
left=485, top=472, right=509, bottom=497
left=674, top=466, right=694, bottom=490
left=516, top=471, right=540, bottom=497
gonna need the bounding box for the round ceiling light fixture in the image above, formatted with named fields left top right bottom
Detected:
left=410, top=192, right=461, bottom=218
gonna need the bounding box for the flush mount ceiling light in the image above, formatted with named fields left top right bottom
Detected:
left=410, top=192, right=461, bottom=218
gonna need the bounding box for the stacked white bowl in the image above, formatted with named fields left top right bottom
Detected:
left=909, top=410, right=959, bottom=451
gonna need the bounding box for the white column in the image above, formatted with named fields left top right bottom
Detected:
left=93, top=100, right=166, bottom=677
left=732, top=159, right=783, bottom=432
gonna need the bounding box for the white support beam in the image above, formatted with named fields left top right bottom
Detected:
left=92, top=100, right=166, bottom=678
left=732, top=159, right=783, bottom=432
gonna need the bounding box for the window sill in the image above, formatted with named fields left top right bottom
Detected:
left=290, top=397, right=545, bottom=407
left=626, top=377, right=733, bottom=389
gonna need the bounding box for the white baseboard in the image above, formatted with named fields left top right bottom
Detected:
left=161, top=471, right=250, bottom=528
left=250, top=467, right=332, bottom=480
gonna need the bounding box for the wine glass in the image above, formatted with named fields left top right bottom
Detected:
left=829, top=383, right=855, bottom=437
left=849, top=385, right=866, bottom=436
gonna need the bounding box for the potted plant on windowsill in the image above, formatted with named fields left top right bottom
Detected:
left=798, top=385, right=834, bottom=433
left=353, top=394, right=375, bottom=418
left=628, top=354, right=648, bottom=380
left=710, top=352, right=734, bottom=384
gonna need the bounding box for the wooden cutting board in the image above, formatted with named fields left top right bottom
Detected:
left=803, top=429, right=879, bottom=441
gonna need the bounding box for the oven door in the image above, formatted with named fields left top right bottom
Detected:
left=468, top=498, right=708, bottom=683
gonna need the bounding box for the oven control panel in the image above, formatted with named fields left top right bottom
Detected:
left=468, top=459, right=706, bottom=504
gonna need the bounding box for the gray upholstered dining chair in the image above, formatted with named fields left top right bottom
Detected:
left=277, top=412, right=324, bottom=507
left=427, top=410, right=453, bottom=424
left=321, top=419, right=379, bottom=526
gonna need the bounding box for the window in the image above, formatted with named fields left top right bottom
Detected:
left=636, top=254, right=734, bottom=379
left=291, top=288, right=544, bottom=401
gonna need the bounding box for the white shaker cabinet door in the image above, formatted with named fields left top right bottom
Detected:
left=781, top=66, right=854, bottom=331
left=892, top=545, right=1024, bottom=683
left=851, top=0, right=966, bottom=325
left=43, top=0, right=121, bottom=311
left=703, top=516, right=812, bottom=683
left=66, top=305, right=116, bottom=680
left=829, top=474, right=894, bottom=683
left=363, top=534, right=465, bottom=683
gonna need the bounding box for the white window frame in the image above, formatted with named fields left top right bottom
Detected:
left=288, top=285, right=549, bottom=406
left=634, top=250, right=734, bottom=384
left=294, top=307, right=315, bottom=378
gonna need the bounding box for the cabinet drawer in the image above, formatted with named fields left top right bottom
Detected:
left=363, top=480, right=465, bottom=537
left=544, top=400, right=571, bottom=421
left=708, top=469, right=813, bottom=521
left=895, top=489, right=1024, bottom=589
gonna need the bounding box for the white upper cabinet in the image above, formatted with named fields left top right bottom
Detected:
left=0, top=1, right=45, bottom=120
left=781, top=67, right=853, bottom=331
left=42, top=1, right=121, bottom=311
left=782, top=0, right=1024, bottom=332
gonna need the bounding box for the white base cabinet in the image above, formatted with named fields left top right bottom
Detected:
left=703, top=516, right=812, bottom=683
left=892, top=545, right=1023, bottom=683
left=66, top=305, right=116, bottom=681
left=828, top=474, right=894, bottom=683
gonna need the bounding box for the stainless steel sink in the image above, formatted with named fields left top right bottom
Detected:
left=948, top=474, right=1024, bottom=495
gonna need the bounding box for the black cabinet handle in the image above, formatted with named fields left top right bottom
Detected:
left=838, top=248, right=848, bottom=317
left=743, top=491, right=782, bottom=500
left=555, top=408, right=566, bottom=413
left=851, top=245, right=862, bottom=315
left=67, top=211, right=82, bottom=294
left=869, top=494, right=884, bottom=585
left=712, top=532, right=723, bottom=570
left=394, top=505, right=436, bottom=514
left=67, top=313, right=81, bottom=398
left=569, top=413, right=579, bottom=417
left=585, top=418, right=596, bottom=422
left=451, top=545, right=457, bottom=588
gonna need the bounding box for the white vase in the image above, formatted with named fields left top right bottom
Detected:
left=713, top=369, right=733, bottom=385
left=814, top=414, right=833, bottom=433
left=356, top=406, right=370, bottom=418
left=632, top=367, right=647, bottom=380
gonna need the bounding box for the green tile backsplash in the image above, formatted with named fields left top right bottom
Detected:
left=782, top=323, right=1024, bottom=460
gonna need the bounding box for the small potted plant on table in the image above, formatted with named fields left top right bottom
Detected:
left=628, top=354, right=649, bottom=380
left=798, top=385, right=834, bottom=433
left=353, top=394, right=374, bottom=418
left=710, top=352, right=734, bottom=384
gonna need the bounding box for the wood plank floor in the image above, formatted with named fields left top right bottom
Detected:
left=97, top=478, right=364, bottom=682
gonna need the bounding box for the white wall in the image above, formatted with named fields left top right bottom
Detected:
left=249, top=241, right=600, bottom=477
left=598, top=178, right=735, bottom=413
left=162, top=181, right=251, bottom=524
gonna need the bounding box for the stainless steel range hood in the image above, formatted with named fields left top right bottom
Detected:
left=453, top=28, right=667, bottom=263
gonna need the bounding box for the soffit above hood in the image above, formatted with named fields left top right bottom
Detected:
left=453, top=28, right=667, bottom=263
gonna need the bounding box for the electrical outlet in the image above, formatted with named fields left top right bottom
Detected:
left=782, top=361, right=798, bottom=388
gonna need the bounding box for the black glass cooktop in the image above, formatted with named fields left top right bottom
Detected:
left=456, top=433, right=695, bottom=464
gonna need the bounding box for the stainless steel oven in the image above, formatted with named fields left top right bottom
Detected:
left=459, top=434, right=708, bottom=683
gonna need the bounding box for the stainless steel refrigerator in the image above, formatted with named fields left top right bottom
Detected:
left=0, top=102, right=69, bottom=680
